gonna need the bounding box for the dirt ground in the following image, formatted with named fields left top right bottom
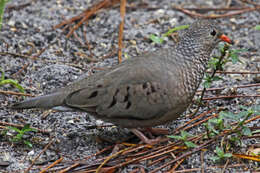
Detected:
left=0, top=0, right=259, bottom=172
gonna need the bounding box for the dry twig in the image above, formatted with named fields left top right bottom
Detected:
left=25, top=139, right=54, bottom=173
left=0, top=121, right=50, bottom=134
left=172, top=5, right=260, bottom=19
left=118, top=0, right=127, bottom=64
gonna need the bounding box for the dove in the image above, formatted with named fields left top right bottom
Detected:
left=11, top=19, right=232, bottom=143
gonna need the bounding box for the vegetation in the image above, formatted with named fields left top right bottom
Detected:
left=149, top=25, right=189, bottom=44
left=255, top=25, right=260, bottom=30
left=0, top=0, right=10, bottom=30
left=168, top=130, right=197, bottom=148
left=0, top=68, right=24, bottom=93
left=205, top=106, right=260, bottom=162
left=3, top=124, right=37, bottom=147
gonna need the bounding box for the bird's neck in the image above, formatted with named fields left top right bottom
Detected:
left=171, top=38, right=214, bottom=99
left=176, top=38, right=213, bottom=68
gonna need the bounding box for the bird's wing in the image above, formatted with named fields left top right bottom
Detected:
left=65, top=54, right=173, bottom=120
left=65, top=81, right=172, bottom=120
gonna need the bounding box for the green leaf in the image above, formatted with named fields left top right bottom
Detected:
left=23, top=128, right=37, bottom=133
left=21, top=124, right=37, bottom=133
left=219, top=111, right=237, bottom=120
left=228, top=49, right=247, bottom=64
left=0, top=68, right=24, bottom=93
left=149, top=25, right=189, bottom=44
left=218, top=43, right=225, bottom=53
left=208, top=118, right=222, bottom=124
left=21, top=124, right=30, bottom=131
left=229, top=136, right=240, bottom=143
left=0, top=0, right=10, bottom=30
left=184, top=141, right=197, bottom=148
left=242, top=126, right=252, bottom=136
left=180, top=130, right=192, bottom=139
left=212, top=76, right=222, bottom=81
left=215, top=146, right=224, bottom=157
left=167, top=135, right=184, bottom=140
left=208, top=57, right=219, bottom=69
left=14, top=133, right=23, bottom=141
left=203, top=81, right=211, bottom=88
left=149, top=34, right=164, bottom=44
left=8, top=126, right=21, bottom=133
left=203, top=73, right=216, bottom=88
left=16, top=133, right=24, bottom=139
left=206, top=123, right=220, bottom=134
left=180, top=130, right=187, bottom=137
left=237, top=111, right=250, bottom=119
left=0, top=68, right=5, bottom=81
left=230, top=53, right=240, bottom=64
left=223, top=153, right=232, bottom=158
left=239, top=105, right=248, bottom=110
left=251, top=105, right=260, bottom=113
left=162, top=25, right=189, bottom=37
left=211, top=156, right=220, bottom=162
left=208, top=132, right=217, bottom=137
left=24, top=140, right=33, bottom=148
left=11, top=137, right=19, bottom=142
left=0, top=79, right=24, bottom=93
left=255, top=25, right=260, bottom=30
left=252, top=129, right=260, bottom=134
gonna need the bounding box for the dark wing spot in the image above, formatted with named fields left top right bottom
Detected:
left=124, top=94, right=129, bottom=102
left=126, top=101, right=131, bottom=109
left=88, top=91, right=98, bottom=99
left=151, top=85, right=156, bottom=93
left=124, top=86, right=130, bottom=102
left=108, top=97, right=117, bottom=108
left=142, top=82, right=148, bottom=89
left=108, top=89, right=119, bottom=108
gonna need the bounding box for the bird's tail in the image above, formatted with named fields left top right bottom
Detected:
left=11, top=92, right=65, bottom=109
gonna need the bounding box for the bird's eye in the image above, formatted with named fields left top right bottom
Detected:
left=210, top=30, right=216, bottom=36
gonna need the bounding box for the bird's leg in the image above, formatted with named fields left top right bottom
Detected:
left=130, top=128, right=163, bottom=145
left=145, top=127, right=169, bottom=136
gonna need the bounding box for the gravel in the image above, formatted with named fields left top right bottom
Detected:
left=0, top=0, right=259, bottom=172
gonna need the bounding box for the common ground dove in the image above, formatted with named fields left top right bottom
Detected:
left=11, top=19, right=232, bottom=142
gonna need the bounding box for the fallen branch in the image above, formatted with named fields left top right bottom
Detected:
left=0, top=121, right=50, bottom=134
left=118, top=0, right=126, bottom=64
left=0, top=89, right=34, bottom=97
left=54, top=0, right=120, bottom=38
left=203, top=94, right=260, bottom=100
left=172, top=5, right=260, bottom=19
left=25, top=139, right=54, bottom=173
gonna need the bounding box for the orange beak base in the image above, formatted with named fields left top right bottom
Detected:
left=219, top=34, right=233, bottom=44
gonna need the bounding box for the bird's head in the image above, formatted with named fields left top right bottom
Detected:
left=181, top=19, right=232, bottom=51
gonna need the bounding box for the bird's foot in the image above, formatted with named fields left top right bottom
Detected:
left=130, top=128, right=165, bottom=145
left=144, top=127, right=169, bottom=135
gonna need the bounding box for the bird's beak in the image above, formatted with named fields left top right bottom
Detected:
left=219, top=34, right=233, bottom=44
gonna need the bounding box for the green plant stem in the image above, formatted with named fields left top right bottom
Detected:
left=0, top=0, right=9, bottom=30
left=232, top=111, right=253, bottom=131
left=162, top=25, right=189, bottom=37
left=191, top=43, right=230, bottom=116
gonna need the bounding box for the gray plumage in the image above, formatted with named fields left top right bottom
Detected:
left=11, top=19, right=231, bottom=128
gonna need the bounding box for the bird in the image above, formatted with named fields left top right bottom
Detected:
left=11, top=19, right=232, bottom=143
